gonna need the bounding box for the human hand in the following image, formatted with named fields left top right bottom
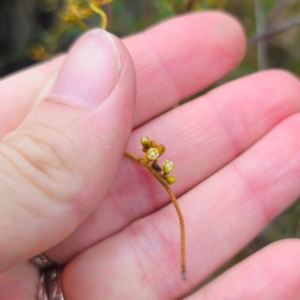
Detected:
left=1, top=11, right=300, bottom=300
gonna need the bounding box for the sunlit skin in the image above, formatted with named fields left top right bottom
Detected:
left=1, top=11, right=300, bottom=300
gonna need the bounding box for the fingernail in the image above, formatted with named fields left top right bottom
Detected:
left=51, top=29, right=121, bottom=108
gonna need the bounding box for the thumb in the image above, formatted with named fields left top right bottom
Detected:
left=0, top=29, right=135, bottom=272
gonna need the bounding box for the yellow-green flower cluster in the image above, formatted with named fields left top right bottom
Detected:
left=62, top=0, right=113, bottom=30
left=138, top=137, right=176, bottom=185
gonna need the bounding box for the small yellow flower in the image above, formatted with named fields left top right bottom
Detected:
left=146, top=148, right=160, bottom=161
left=162, top=160, right=174, bottom=174
left=166, top=176, right=176, bottom=185
left=28, top=44, right=50, bottom=61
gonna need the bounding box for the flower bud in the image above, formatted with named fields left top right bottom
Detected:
left=157, top=144, right=166, bottom=156
left=141, top=137, right=151, bottom=149
left=166, top=176, right=176, bottom=185
left=151, top=140, right=158, bottom=148
left=137, top=156, right=149, bottom=165
left=146, top=148, right=160, bottom=161
left=162, top=160, right=174, bottom=174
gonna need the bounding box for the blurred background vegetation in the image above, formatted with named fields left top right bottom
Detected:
left=1, top=0, right=300, bottom=287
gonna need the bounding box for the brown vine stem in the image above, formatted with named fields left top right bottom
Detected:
left=125, top=151, right=186, bottom=280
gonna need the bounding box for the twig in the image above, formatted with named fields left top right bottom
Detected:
left=125, top=151, right=186, bottom=280
left=254, top=0, right=267, bottom=69
left=248, top=15, right=300, bottom=44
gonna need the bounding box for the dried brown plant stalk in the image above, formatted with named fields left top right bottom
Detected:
left=125, top=137, right=186, bottom=280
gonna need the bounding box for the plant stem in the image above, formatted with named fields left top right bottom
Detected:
left=125, top=151, right=186, bottom=280
left=90, top=2, right=108, bottom=29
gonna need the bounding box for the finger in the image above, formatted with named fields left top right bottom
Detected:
left=61, top=113, right=300, bottom=299
left=46, top=70, right=300, bottom=262
left=0, top=262, right=38, bottom=300
left=0, top=29, right=135, bottom=273
left=124, top=11, right=245, bottom=126
left=0, top=12, right=245, bottom=137
left=187, top=239, right=300, bottom=300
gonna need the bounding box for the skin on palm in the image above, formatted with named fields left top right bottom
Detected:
left=1, top=11, right=300, bottom=300
left=61, top=112, right=300, bottom=299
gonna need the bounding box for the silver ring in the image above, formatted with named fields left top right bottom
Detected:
left=37, top=267, right=65, bottom=300
left=32, top=253, right=57, bottom=270
left=47, top=267, right=65, bottom=300
left=37, top=272, right=48, bottom=300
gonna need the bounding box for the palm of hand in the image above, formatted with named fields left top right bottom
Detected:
left=1, top=12, right=300, bottom=300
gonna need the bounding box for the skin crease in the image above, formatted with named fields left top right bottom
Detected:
left=1, top=11, right=300, bottom=300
